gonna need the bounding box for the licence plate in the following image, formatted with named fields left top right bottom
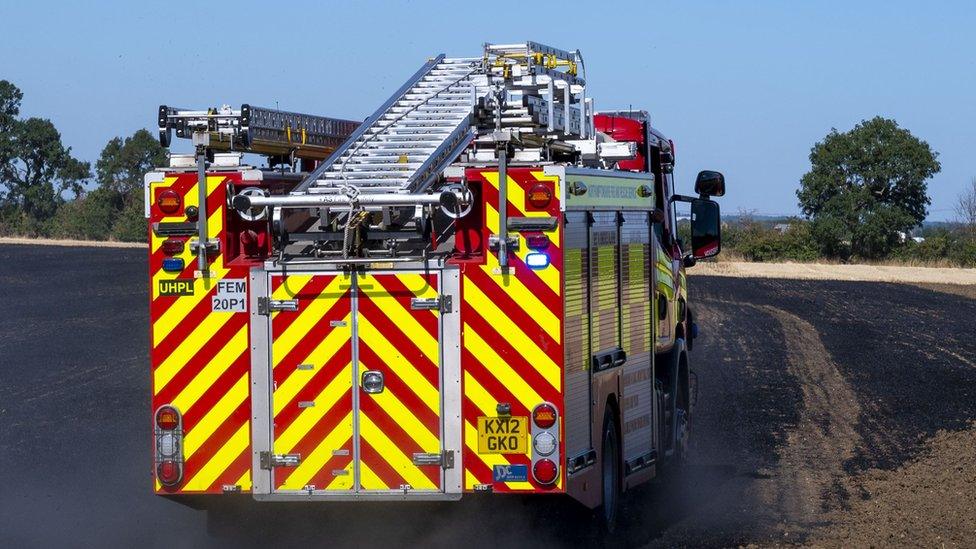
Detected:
left=477, top=416, right=528, bottom=454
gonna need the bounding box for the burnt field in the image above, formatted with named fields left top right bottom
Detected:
left=1, top=243, right=974, bottom=547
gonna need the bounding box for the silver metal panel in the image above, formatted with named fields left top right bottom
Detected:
left=439, top=267, right=463, bottom=495
left=249, top=268, right=273, bottom=496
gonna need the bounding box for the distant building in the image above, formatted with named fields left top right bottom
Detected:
left=773, top=223, right=791, bottom=234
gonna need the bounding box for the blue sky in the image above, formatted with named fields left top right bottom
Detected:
left=1, top=0, right=973, bottom=220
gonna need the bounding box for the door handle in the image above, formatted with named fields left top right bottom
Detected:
left=361, top=370, right=385, bottom=394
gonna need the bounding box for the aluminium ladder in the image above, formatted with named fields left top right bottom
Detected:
left=294, top=55, right=492, bottom=196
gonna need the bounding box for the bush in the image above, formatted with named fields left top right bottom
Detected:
left=51, top=188, right=118, bottom=240
left=726, top=218, right=819, bottom=262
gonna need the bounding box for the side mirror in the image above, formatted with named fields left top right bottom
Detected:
left=694, top=170, right=725, bottom=197
left=691, top=198, right=721, bottom=259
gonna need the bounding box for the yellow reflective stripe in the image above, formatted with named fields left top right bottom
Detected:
left=274, top=362, right=353, bottom=453
left=463, top=282, right=561, bottom=389
left=484, top=203, right=561, bottom=294
left=153, top=313, right=238, bottom=394
left=463, top=326, right=545, bottom=408
left=271, top=274, right=314, bottom=301
left=272, top=276, right=349, bottom=368
left=152, top=272, right=227, bottom=347
left=182, top=373, right=249, bottom=460
left=169, top=325, right=248, bottom=407
left=474, top=256, right=561, bottom=344
left=359, top=414, right=436, bottom=490
left=235, top=470, right=251, bottom=491
left=462, top=418, right=531, bottom=491
left=358, top=461, right=386, bottom=491
left=184, top=421, right=249, bottom=491
left=358, top=275, right=438, bottom=364
left=272, top=316, right=352, bottom=414
left=280, top=412, right=353, bottom=490
left=357, top=316, right=439, bottom=414
left=369, top=388, right=439, bottom=452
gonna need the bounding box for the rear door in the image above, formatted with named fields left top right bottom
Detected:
left=256, top=269, right=456, bottom=497
left=268, top=272, right=355, bottom=494
left=355, top=273, right=442, bottom=493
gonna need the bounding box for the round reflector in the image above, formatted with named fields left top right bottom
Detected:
left=533, top=458, right=558, bottom=485
left=527, top=184, right=553, bottom=209
left=157, top=189, right=182, bottom=215
left=533, top=432, right=557, bottom=456
left=155, top=405, right=180, bottom=430
left=156, top=460, right=181, bottom=486
left=532, top=403, right=557, bottom=429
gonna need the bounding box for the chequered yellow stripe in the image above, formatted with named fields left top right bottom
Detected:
left=274, top=363, right=353, bottom=453
left=271, top=275, right=351, bottom=368
left=463, top=281, right=560, bottom=389
left=357, top=315, right=439, bottom=414
left=481, top=171, right=563, bottom=249
left=367, top=387, right=439, bottom=452
left=359, top=414, right=437, bottom=490
left=182, top=374, right=249, bottom=460
left=279, top=411, right=354, bottom=490
left=184, top=421, right=249, bottom=491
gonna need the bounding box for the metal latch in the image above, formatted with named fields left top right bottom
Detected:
left=411, top=450, right=455, bottom=469
left=189, top=238, right=221, bottom=254
left=487, top=234, right=520, bottom=252
left=259, top=451, right=301, bottom=469
left=410, top=295, right=452, bottom=313
left=257, top=297, right=299, bottom=315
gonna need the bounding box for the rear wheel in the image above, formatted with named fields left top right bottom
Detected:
left=600, top=410, right=621, bottom=532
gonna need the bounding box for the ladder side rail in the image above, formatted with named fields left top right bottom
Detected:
left=292, top=54, right=448, bottom=194
left=407, top=122, right=477, bottom=193
left=335, top=69, right=480, bottom=182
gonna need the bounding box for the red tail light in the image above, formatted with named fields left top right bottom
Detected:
left=156, top=460, right=181, bottom=486
left=161, top=239, right=184, bottom=255
left=532, top=403, right=557, bottom=429
left=525, top=234, right=550, bottom=250
left=154, top=405, right=184, bottom=487
left=527, top=183, right=553, bottom=209
left=533, top=458, right=558, bottom=485
left=157, top=189, right=182, bottom=215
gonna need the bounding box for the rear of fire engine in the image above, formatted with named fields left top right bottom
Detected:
left=147, top=42, right=725, bottom=528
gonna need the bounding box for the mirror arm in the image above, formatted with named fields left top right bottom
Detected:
left=670, top=193, right=699, bottom=203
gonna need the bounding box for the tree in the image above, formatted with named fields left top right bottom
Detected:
left=955, top=177, right=976, bottom=232
left=0, top=81, right=23, bottom=175
left=96, top=129, right=167, bottom=200
left=797, top=117, right=941, bottom=259
left=0, top=116, right=90, bottom=228
left=94, top=129, right=167, bottom=240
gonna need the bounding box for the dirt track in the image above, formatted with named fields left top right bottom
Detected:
left=1, top=244, right=975, bottom=547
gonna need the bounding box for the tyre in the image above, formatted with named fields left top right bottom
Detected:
left=600, top=409, right=621, bottom=533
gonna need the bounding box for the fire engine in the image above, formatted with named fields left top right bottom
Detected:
left=146, top=41, right=725, bottom=528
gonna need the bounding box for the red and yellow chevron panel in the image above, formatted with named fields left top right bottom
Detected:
left=266, top=272, right=443, bottom=493
left=357, top=273, right=442, bottom=492
left=150, top=173, right=253, bottom=494
left=269, top=273, right=355, bottom=492
left=460, top=168, right=565, bottom=492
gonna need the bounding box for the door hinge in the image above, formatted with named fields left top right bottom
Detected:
left=411, top=450, right=455, bottom=469
left=410, top=295, right=452, bottom=313
left=259, top=451, right=301, bottom=469
left=257, top=297, right=299, bottom=315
